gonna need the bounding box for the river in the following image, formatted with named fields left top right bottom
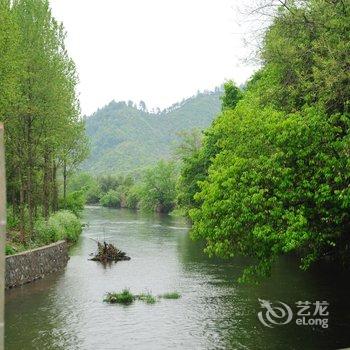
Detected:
left=5, top=206, right=350, bottom=349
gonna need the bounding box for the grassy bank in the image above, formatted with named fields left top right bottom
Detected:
left=6, top=209, right=83, bottom=255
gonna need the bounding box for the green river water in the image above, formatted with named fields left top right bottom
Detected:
left=5, top=206, right=350, bottom=349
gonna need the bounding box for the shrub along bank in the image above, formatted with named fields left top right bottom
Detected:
left=6, top=209, right=83, bottom=255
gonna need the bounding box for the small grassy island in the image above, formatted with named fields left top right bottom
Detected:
left=104, top=289, right=181, bottom=305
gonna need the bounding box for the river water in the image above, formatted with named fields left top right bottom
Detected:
left=5, top=207, right=350, bottom=349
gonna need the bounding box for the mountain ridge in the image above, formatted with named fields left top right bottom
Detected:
left=82, top=89, right=223, bottom=173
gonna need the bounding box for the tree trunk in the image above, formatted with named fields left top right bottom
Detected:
left=63, top=159, right=67, bottom=208
left=43, top=152, right=50, bottom=219
left=19, top=169, right=25, bottom=243
left=26, top=116, right=34, bottom=236
left=51, top=161, right=58, bottom=212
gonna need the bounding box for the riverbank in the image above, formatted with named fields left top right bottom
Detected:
left=5, top=240, right=69, bottom=289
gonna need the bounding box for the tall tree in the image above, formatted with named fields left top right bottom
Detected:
left=188, top=0, right=350, bottom=281
left=0, top=0, right=88, bottom=240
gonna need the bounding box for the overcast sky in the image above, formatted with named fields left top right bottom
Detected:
left=50, top=0, right=260, bottom=116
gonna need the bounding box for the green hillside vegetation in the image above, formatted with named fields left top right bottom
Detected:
left=83, top=90, right=222, bottom=173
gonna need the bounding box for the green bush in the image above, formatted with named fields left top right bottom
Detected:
left=34, top=210, right=82, bottom=244
left=125, top=185, right=141, bottom=209
left=100, top=190, right=121, bottom=208
left=139, top=161, right=177, bottom=213
left=34, top=217, right=56, bottom=244
left=85, top=185, right=101, bottom=204
left=59, top=190, right=86, bottom=216
left=68, top=173, right=100, bottom=204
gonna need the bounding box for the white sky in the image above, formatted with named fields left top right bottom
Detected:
left=50, top=0, right=260, bottom=116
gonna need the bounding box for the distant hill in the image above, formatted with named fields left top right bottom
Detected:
left=82, top=89, right=222, bottom=173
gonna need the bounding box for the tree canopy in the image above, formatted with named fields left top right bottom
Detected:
left=0, top=0, right=88, bottom=240
left=184, top=0, right=350, bottom=281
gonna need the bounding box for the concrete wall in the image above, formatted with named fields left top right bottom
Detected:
left=5, top=240, right=69, bottom=289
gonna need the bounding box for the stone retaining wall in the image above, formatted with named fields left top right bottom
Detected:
left=5, top=240, right=69, bottom=288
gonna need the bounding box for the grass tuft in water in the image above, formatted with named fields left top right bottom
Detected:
left=137, top=293, right=157, bottom=304
left=159, top=291, right=181, bottom=299
left=104, top=289, right=181, bottom=305
left=104, top=289, right=134, bottom=304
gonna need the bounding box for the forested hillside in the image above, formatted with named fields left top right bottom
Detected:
left=83, top=90, right=222, bottom=173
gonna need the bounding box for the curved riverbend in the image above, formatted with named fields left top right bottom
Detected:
left=5, top=207, right=350, bottom=349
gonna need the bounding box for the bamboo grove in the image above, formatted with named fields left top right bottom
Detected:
left=0, top=0, right=88, bottom=241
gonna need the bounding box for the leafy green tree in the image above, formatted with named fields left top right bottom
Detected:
left=177, top=83, right=243, bottom=215
left=191, top=94, right=350, bottom=280
left=98, top=174, right=122, bottom=193
left=100, top=190, right=121, bottom=208
left=259, top=0, right=349, bottom=115
left=139, top=100, right=147, bottom=112
left=139, top=161, right=177, bottom=213
left=68, top=173, right=100, bottom=204
left=189, top=0, right=350, bottom=281
left=59, top=190, right=85, bottom=217
left=60, top=121, right=90, bottom=208
left=124, top=184, right=142, bottom=209
left=220, top=80, right=243, bottom=111
left=0, top=0, right=88, bottom=240
left=173, top=129, right=203, bottom=160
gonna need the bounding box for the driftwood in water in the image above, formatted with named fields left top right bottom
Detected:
left=90, top=241, right=130, bottom=263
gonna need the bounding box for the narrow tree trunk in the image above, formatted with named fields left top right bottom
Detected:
left=11, top=189, right=16, bottom=213
left=19, top=169, right=25, bottom=242
left=26, top=117, right=34, bottom=236
left=43, top=152, right=50, bottom=219
left=63, top=159, right=67, bottom=208
left=51, top=161, right=58, bottom=212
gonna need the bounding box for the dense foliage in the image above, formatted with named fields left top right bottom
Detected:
left=185, top=0, right=350, bottom=280
left=100, top=190, right=122, bottom=208
left=6, top=209, right=82, bottom=255
left=220, top=80, right=243, bottom=111
left=138, top=161, right=177, bottom=213
left=59, top=190, right=86, bottom=217
left=34, top=210, right=82, bottom=245
left=70, top=160, right=177, bottom=213
left=0, top=0, right=87, bottom=243
left=177, top=81, right=243, bottom=215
